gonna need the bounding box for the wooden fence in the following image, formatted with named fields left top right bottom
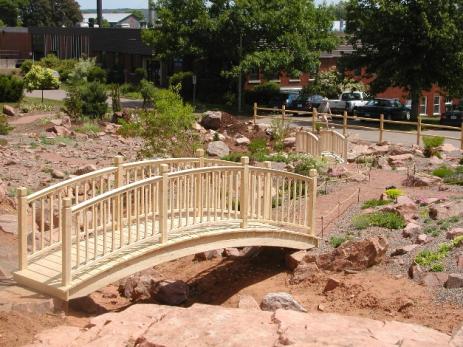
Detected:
left=253, top=103, right=463, bottom=149
left=296, top=129, right=348, bottom=159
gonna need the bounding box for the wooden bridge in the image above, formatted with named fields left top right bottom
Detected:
left=13, top=150, right=318, bottom=300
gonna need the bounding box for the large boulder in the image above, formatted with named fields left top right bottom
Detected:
left=260, top=292, right=307, bottom=313
left=0, top=214, right=17, bottom=235
left=200, top=111, right=222, bottom=130
left=3, top=104, right=15, bottom=117
left=46, top=125, right=72, bottom=137
left=445, top=274, right=463, bottom=289
left=74, top=164, right=97, bottom=176
left=403, top=173, right=443, bottom=187
left=69, top=294, right=106, bottom=314
left=118, top=269, right=162, bottom=301
left=0, top=179, right=7, bottom=204
left=447, top=228, right=463, bottom=240
left=152, top=279, right=189, bottom=305
left=306, top=237, right=388, bottom=272
left=28, top=304, right=453, bottom=346
left=429, top=200, right=463, bottom=220
left=207, top=141, right=230, bottom=157
left=392, top=196, right=418, bottom=222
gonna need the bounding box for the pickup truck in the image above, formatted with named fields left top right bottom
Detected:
left=329, top=91, right=369, bottom=114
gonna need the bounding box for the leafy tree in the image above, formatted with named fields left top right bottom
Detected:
left=23, top=65, right=60, bottom=102
left=142, top=0, right=338, bottom=103
left=343, top=0, right=463, bottom=119
left=18, top=0, right=82, bottom=27
left=131, top=9, right=145, bottom=21
left=302, top=68, right=368, bottom=98
left=0, top=0, right=19, bottom=26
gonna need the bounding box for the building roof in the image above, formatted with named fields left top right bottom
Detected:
left=82, top=13, right=134, bottom=23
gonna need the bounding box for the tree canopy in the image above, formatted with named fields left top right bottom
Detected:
left=0, top=0, right=82, bottom=27
left=343, top=0, right=463, bottom=117
left=142, top=0, right=338, bottom=102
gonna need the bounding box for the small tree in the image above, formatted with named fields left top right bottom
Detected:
left=23, top=65, right=60, bottom=102
left=140, top=85, right=198, bottom=157
left=110, top=84, right=121, bottom=113
left=80, top=82, right=108, bottom=119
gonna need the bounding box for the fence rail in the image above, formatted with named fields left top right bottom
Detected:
left=253, top=103, right=463, bottom=149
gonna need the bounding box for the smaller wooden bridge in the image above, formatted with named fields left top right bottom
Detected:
left=13, top=150, right=318, bottom=300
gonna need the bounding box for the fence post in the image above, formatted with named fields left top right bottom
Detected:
left=343, top=111, right=348, bottom=136
left=282, top=104, right=286, bottom=123
left=62, top=198, right=72, bottom=287
left=307, top=169, right=317, bottom=236
left=240, top=156, right=250, bottom=228
left=461, top=122, right=463, bottom=150
left=312, top=108, right=318, bottom=133
left=263, top=161, right=272, bottom=219
left=379, top=114, right=384, bottom=144
left=159, top=164, right=169, bottom=243
left=253, top=102, right=257, bottom=125
left=17, top=187, right=28, bottom=271
left=196, top=148, right=205, bottom=167
left=114, top=155, right=124, bottom=187
left=416, top=116, right=422, bottom=146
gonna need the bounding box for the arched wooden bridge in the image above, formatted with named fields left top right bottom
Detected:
left=13, top=150, right=318, bottom=300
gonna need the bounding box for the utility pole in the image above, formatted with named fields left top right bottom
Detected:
left=237, top=33, right=243, bottom=114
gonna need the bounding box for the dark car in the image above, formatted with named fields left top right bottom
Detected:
left=288, top=94, right=324, bottom=111
left=440, top=105, right=463, bottom=126
left=353, top=98, right=412, bottom=121
left=266, top=92, right=299, bottom=109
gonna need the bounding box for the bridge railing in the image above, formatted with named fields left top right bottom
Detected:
left=16, top=149, right=239, bottom=271
left=296, top=130, right=348, bottom=160
left=57, top=158, right=317, bottom=286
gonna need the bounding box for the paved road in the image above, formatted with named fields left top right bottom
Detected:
left=256, top=114, right=462, bottom=148
left=25, top=89, right=143, bottom=108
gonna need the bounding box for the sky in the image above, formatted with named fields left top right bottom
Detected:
left=77, top=0, right=339, bottom=9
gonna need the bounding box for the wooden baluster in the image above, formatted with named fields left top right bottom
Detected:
left=31, top=201, right=36, bottom=253
left=234, top=171, right=239, bottom=219
left=159, top=164, right=169, bottom=243
left=136, top=188, right=140, bottom=241
left=221, top=172, right=226, bottom=220
left=111, top=198, right=116, bottom=251
left=298, top=180, right=303, bottom=225
left=263, top=162, right=272, bottom=220
left=127, top=191, right=132, bottom=244
left=61, top=198, right=72, bottom=286
left=292, top=179, right=297, bottom=224
left=257, top=173, right=262, bottom=219
left=228, top=172, right=233, bottom=218
left=286, top=179, right=291, bottom=222
left=151, top=183, right=156, bottom=236
left=84, top=206, right=88, bottom=264
left=240, top=157, right=249, bottom=228
left=40, top=197, right=45, bottom=250
left=49, top=195, right=54, bottom=245
left=102, top=200, right=107, bottom=255
left=205, top=173, right=210, bottom=222
left=169, top=179, right=174, bottom=230
left=307, top=169, right=318, bottom=236
left=17, top=187, right=28, bottom=271
left=275, top=177, right=280, bottom=221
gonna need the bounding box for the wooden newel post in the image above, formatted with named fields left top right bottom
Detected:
left=312, top=108, right=318, bottom=132
left=379, top=114, right=384, bottom=144
left=114, top=155, right=124, bottom=187
left=263, top=161, right=272, bottom=219
left=417, top=116, right=422, bottom=146
left=17, top=187, right=28, bottom=271
left=196, top=148, right=205, bottom=167
left=62, top=198, right=72, bottom=287
left=253, top=102, right=257, bottom=125
left=159, top=164, right=169, bottom=243
left=343, top=111, right=348, bottom=136
left=240, top=156, right=249, bottom=228
left=307, top=169, right=317, bottom=237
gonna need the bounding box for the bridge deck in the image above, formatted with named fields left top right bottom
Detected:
left=14, top=219, right=316, bottom=300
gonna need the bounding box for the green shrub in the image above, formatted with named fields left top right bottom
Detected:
left=80, top=82, right=108, bottom=119
left=415, top=236, right=463, bottom=268
left=0, top=75, right=24, bottom=102
left=169, top=71, right=193, bottom=87
left=249, top=138, right=269, bottom=160
left=110, top=84, right=121, bottom=113
left=422, top=135, right=445, bottom=158
left=222, top=152, right=247, bottom=162
left=430, top=263, right=444, bottom=272
left=432, top=165, right=454, bottom=178
left=294, top=155, right=326, bottom=176
left=117, top=119, right=142, bottom=138
left=63, top=85, right=83, bottom=119
left=134, top=67, right=147, bottom=83
left=20, top=59, right=33, bottom=74
left=0, top=114, right=13, bottom=135
left=352, top=212, right=406, bottom=230
left=245, top=82, right=282, bottom=106
left=87, top=66, right=107, bottom=83
left=361, top=199, right=391, bottom=209
left=140, top=79, right=156, bottom=108
left=329, top=235, right=349, bottom=248
left=385, top=188, right=403, bottom=200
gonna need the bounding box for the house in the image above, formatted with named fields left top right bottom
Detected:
left=81, top=13, right=142, bottom=29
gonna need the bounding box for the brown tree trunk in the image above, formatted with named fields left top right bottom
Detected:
left=410, top=89, right=420, bottom=120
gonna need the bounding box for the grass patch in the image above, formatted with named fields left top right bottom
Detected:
left=75, top=121, right=100, bottom=135
left=329, top=234, right=349, bottom=248
left=432, top=166, right=455, bottom=178
left=415, top=236, right=463, bottom=268
left=40, top=135, right=73, bottom=146
left=424, top=216, right=460, bottom=237
left=352, top=211, right=406, bottom=230
left=361, top=199, right=391, bottom=209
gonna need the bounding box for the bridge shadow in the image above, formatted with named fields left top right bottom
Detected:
left=183, top=247, right=289, bottom=306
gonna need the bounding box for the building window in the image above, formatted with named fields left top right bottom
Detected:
left=433, top=95, right=441, bottom=115
left=267, top=71, right=280, bottom=83
left=248, top=70, right=260, bottom=84
left=419, top=96, right=427, bottom=115
left=288, top=71, right=301, bottom=82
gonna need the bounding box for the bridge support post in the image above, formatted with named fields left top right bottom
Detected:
left=196, top=149, right=204, bottom=221
left=307, top=169, right=317, bottom=236
left=17, top=187, right=28, bottom=271
left=263, top=161, right=272, bottom=220
left=62, top=198, right=72, bottom=287
left=114, top=156, right=124, bottom=187
left=196, top=148, right=205, bottom=167
left=159, top=164, right=169, bottom=243
left=240, top=156, right=249, bottom=228
left=312, top=108, right=318, bottom=133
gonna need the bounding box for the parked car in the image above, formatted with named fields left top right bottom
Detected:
left=288, top=94, right=324, bottom=111
left=353, top=98, right=412, bottom=121
left=440, top=105, right=463, bottom=126
left=329, top=91, right=369, bottom=114
left=266, top=91, right=299, bottom=109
